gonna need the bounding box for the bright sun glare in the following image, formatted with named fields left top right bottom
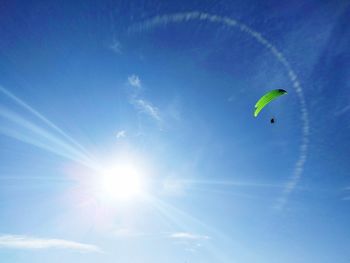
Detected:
left=73, top=149, right=151, bottom=205
left=100, top=166, right=142, bottom=201
left=92, top=157, right=147, bottom=203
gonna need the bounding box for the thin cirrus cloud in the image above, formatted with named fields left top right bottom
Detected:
left=169, top=232, right=210, bottom=253
left=0, top=235, right=102, bottom=253
left=116, top=130, right=127, bottom=139
left=342, top=186, right=350, bottom=201
left=134, top=99, right=161, bottom=121
left=334, top=105, right=350, bottom=116
left=169, top=232, right=210, bottom=240
left=127, top=74, right=162, bottom=123
left=128, top=74, right=142, bottom=89
left=109, top=40, right=122, bottom=54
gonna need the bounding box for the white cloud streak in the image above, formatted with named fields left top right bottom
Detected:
left=110, top=40, right=122, bottom=54
left=134, top=99, right=161, bottom=121
left=128, top=74, right=142, bottom=88
left=169, top=232, right=210, bottom=241
left=169, top=232, right=210, bottom=253
left=334, top=105, right=350, bottom=116
left=116, top=130, right=126, bottom=139
left=0, top=235, right=102, bottom=253
left=126, top=75, right=162, bottom=123
left=130, top=12, right=310, bottom=209
left=342, top=187, right=350, bottom=201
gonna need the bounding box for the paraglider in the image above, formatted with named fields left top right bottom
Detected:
left=254, top=89, right=287, bottom=121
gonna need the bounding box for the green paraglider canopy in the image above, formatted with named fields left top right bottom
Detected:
left=254, top=89, right=287, bottom=117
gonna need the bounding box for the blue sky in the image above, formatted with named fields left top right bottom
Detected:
left=0, top=0, right=349, bottom=262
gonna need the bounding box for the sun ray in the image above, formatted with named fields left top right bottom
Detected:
left=0, top=87, right=99, bottom=170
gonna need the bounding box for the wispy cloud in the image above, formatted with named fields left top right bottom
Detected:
left=342, top=186, right=350, bottom=201
left=0, top=235, right=101, bottom=253
left=128, top=74, right=142, bottom=89
left=169, top=232, right=210, bottom=241
left=169, top=232, right=209, bottom=253
left=110, top=40, right=122, bottom=54
left=126, top=75, right=163, bottom=125
left=134, top=99, right=161, bottom=121
left=116, top=130, right=126, bottom=139
left=334, top=105, right=350, bottom=116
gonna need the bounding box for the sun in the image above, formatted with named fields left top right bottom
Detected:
left=70, top=149, right=151, bottom=205
left=97, top=164, right=143, bottom=201
left=83, top=152, right=150, bottom=204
